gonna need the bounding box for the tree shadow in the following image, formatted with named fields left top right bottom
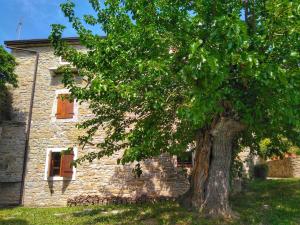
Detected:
left=70, top=201, right=226, bottom=225
left=93, top=154, right=190, bottom=201
left=0, top=218, right=29, bottom=225
left=231, top=179, right=300, bottom=225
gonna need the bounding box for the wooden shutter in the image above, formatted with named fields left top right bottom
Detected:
left=65, top=98, right=74, bottom=118
left=60, top=151, right=74, bottom=178
left=56, top=95, right=64, bottom=119
left=56, top=94, right=74, bottom=119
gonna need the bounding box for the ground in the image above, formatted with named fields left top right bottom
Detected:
left=0, top=179, right=299, bottom=225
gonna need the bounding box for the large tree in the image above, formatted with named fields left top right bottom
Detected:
left=50, top=0, right=300, bottom=218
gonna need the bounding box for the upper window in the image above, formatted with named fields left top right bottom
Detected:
left=51, top=89, right=78, bottom=123
left=44, top=147, right=77, bottom=180
left=56, top=94, right=74, bottom=119
left=59, top=56, right=70, bottom=65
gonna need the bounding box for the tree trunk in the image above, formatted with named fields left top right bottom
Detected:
left=179, top=127, right=212, bottom=209
left=202, top=117, right=245, bottom=218
left=179, top=117, right=245, bottom=219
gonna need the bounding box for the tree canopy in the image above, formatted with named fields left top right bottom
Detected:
left=51, top=0, right=300, bottom=162
left=0, top=45, right=17, bottom=120
left=50, top=0, right=300, bottom=217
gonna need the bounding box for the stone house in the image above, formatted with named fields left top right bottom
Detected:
left=0, top=38, right=190, bottom=206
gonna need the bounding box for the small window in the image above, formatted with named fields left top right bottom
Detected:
left=56, top=94, right=74, bottom=119
left=177, top=151, right=193, bottom=167
left=50, top=152, right=61, bottom=176
left=46, top=149, right=75, bottom=179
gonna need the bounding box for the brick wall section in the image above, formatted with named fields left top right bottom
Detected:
left=7, top=45, right=189, bottom=207
left=267, top=156, right=300, bottom=178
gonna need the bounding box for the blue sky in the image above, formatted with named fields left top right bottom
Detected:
left=0, top=1, right=245, bottom=47
left=0, top=0, right=104, bottom=46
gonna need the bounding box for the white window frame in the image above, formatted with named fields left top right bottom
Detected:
left=44, top=147, right=78, bottom=181
left=50, top=89, right=79, bottom=123
left=59, top=56, right=70, bottom=65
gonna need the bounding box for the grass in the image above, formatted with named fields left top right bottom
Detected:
left=0, top=179, right=300, bottom=225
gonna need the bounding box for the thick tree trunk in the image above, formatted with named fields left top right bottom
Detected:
left=179, top=128, right=212, bottom=209
left=179, top=117, right=245, bottom=219
left=202, top=117, right=245, bottom=218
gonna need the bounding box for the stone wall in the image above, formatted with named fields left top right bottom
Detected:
left=238, top=147, right=261, bottom=178
left=9, top=46, right=189, bottom=207
left=0, top=48, right=34, bottom=206
left=0, top=121, right=26, bottom=205
left=267, top=156, right=300, bottom=178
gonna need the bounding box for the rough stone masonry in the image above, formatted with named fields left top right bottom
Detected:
left=0, top=38, right=189, bottom=206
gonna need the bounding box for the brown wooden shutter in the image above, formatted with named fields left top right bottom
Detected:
left=56, top=95, right=64, bottom=119
left=60, top=151, right=74, bottom=178
left=56, top=94, right=74, bottom=119
left=65, top=98, right=74, bottom=118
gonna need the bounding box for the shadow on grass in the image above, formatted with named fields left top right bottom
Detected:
left=1, top=180, right=298, bottom=225
left=0, top=218, right=28, bottom=225
left=71, top=202, right=228, bottom=225
left=70, top=179, right=300, bottom=225
left=71, top=208, right=107, bottom=217
left=231, top=179, right=300, bottom=225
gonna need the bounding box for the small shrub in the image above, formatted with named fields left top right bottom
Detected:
left=253, top=164, right=268, bottom=179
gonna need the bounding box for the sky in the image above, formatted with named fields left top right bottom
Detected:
left=0, top=1, right=245, bottom=47
left=0, top=0, right=104, bottom=46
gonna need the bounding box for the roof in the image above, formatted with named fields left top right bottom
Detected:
left=4, top=37, right=80, bottom=48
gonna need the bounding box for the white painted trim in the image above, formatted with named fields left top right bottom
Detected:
left=48, top=67, right=77, bottom=77
left=59, top=56, right=71, bottom=65
left=44, top=147, right=78, bottom=181
left=50, top=89, right=79, bottom=123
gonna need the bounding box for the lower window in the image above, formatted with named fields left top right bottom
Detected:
left=50, top=152, right=61, bottom=176
left=177, top=151, right=194, bottom=168
left=44, top=147, right=77, bottom=180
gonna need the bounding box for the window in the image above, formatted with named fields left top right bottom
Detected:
left=56, top=94, right=74, bottom=119
left=59, top=56, right=70, bottom=65
left=51, top=89, right=78, bottom=122
left=177, top=151, right=193, bottom=167
left=50, top=152, right=61, bottom=176
left=44, top=148, right=77, bottom=180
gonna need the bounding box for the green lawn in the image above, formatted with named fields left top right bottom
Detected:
left=1, top=179, right=300, bottom=225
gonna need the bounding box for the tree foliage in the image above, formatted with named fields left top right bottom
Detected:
left=0, top=46, right=17, bottom=120
left=50, top=0, right=300, bottom=164
left=0, top=45, right=17, bottom=88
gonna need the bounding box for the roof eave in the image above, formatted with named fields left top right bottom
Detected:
left=4, top=37, right=80, bottom=48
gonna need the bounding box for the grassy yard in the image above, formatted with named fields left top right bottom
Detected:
left=0, top=179, right=300, bottom=225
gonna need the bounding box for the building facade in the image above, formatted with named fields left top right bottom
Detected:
left=0, top=38, right=190, bottom=206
